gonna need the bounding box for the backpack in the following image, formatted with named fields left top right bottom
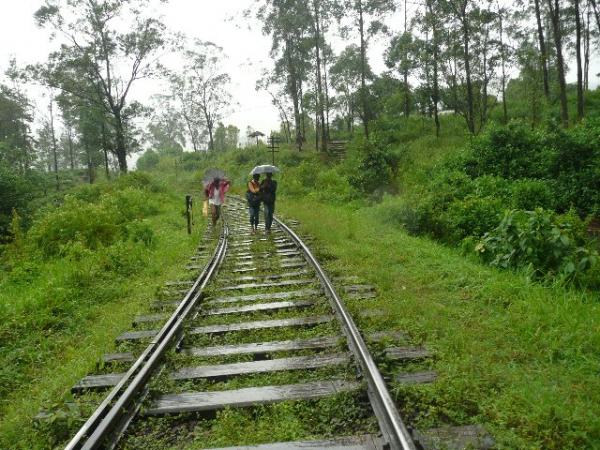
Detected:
left=261, top=180, right=276, bottom=204
left=246, top=190, right=261, bottom=206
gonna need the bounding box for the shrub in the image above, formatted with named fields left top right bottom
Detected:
left=347, top=136, right=397, bottom=195
left=99, top=240, right=148, bottom=275
left=114, top=172, right=165, bottom=193
left=476, top=208, right=598, bottom=281
left=0, top=164, right=37, bottom=239
left=126, top=220, right=155, bottom=247
left=27, top=188, right=160, bottom=257
left=443, top=196, right=504, bottom=242
left=28, top=196, right=121, bottom=256
left=314, top=167, right=353, bottom=203
left=465, top=122, right=551, bottom=179
left=136, top=149, right=160, bottom=171
left=511, top=179, right=555, bottom=210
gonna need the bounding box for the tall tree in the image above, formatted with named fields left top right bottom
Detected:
left=533, top=0, right=550, bottom=99
left=444, top=0, right=477, bottom=133
left=256, top=0, right=314, bottom=150
left=574, top=0, right=585, bottom=120
left=420, top=0, right=442, bottom=136
left=385, top=32, right=417, bottom=117
left=34, top=0, right=168, bottom=172
left=171, top=41, right=232, bottom=152
left=311, top=0, right=328, bottom=151
left=546, top=0, right=570, bottom=126
left=498, top=5, right=510, bottom=123
left=330, top=45, right=367, bottom=132
left=344, top=0, right=395, bottom=138
left=0, top=84, right=33, bottom=172
left=48, top=96, right=60, bottom=191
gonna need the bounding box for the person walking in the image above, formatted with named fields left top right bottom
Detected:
left=260, top=172, right=277, bottom=233
left=246, top=173, right=262, bottom=234
left=204, top=177, right=230, bottom=227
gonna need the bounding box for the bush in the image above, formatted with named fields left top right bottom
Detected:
left=511, top=179, right=555, bottom=210
left=0, top=165, right=38, bottom=239
left=465, top=122, right=550, bottom=179
left=136, top=149, right=160, bottom=171
left=114, top=172, right=165, bottom=193
left=476, top=208, right=598, bottom=281
left=347, top=136, right=398, bottom=196
left=27, top=188, right=160, bottom=257
left=443, top=196, right=504, bottom=242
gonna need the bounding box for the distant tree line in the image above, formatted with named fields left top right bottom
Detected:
left=252, top=0, right=597, bottom=149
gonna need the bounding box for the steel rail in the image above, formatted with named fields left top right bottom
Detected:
left=65, top=220, right=229, bottom=450
left=274, top=216, right=417, bottom=450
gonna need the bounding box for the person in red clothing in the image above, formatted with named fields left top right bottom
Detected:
left=204, top=177, right=230, bottom=227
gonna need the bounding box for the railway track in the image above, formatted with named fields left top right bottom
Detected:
left=63, top=198, right=424, bottom=450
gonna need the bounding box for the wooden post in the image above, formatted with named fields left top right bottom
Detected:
left=267, top=135, right=280, bottom=165
left=186, top=195, right=192, bottom=235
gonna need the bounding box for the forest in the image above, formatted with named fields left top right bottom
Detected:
left=1, top=0, right=600, bottom=449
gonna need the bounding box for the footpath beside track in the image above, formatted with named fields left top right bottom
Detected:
left=61, top=199, right=492, bottom=450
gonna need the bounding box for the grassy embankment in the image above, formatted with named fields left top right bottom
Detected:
left=0, top=174, right=206, bottom=449
left=278, top=199, right=600, bottom=449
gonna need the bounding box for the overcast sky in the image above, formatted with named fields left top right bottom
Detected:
left=0, top=1, right=596, bottom=159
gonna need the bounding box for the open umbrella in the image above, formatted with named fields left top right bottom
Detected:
left=203, top=168, right=226, bottom=186
left=250, top=164, right=280, bottom=176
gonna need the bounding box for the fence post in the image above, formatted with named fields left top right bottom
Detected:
left=186, top=194, right=192, bottom=235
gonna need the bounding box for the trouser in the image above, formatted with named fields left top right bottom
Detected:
left=248, top=204, right=260, bottom=228
left=210, top=204, right=221, bottom=225
left=264, top=202, right=275, bottom=230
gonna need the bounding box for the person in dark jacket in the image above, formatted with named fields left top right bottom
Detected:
left=260, top=172, right=277, bottom=232
left=246, top=173, right=261, bottom=234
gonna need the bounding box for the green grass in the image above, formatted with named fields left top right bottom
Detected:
left=278, top=198, right=600, bottom=449
left=0, top=182, right=207, bottom=449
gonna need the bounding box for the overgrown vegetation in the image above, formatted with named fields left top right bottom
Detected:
left=0, top=173, right=202, bottom=449
left=277, top=198, right=600, bottom=450
left=380, top=119, right=600, bottom=285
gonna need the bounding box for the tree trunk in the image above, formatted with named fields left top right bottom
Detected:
left=312, top=0, right=327, bottom=152
left=67, top=127, right=75, bottom=170
left=322, top=35, right=331, bottom=141
left=208, top=124, right=214, bottom=151
left=574, top=0, right=585, bottom=120
left=460, top=7, right=475, bottom=134
left=428, top=1, right=441, bottom=137
left=547, top=0, right=569, bottom=127
left=113, top=110, right=128, bottom=172
left=357, top=0, right=370, bottom=138
left=285, top=39, right=303, bottom=150
left=403, top=0, right=410, bottom=118
left=182, top=111, right=199, bottom=151
left=451, top=35, right=459, bottom=114
left=300, top=83, right=307, bottom=140
left=481, top=29, right=489, bottom=127
left=499, top=12, right=508, bottom=123
left=49, top=99, right=60, bottom=191
left=584, top=8, right=590, bottom=90
left=101, top=120, right=111, bottom=179
left=533, top=0, right=550, bottom=99
left=315, top=108, right=319, bottom=151
left=103, top=147, right=110, bottom=178
left=86, top=148, right=95, bottom=184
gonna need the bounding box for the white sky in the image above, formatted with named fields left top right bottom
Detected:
left=0, top=0, right=596, bottom=162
